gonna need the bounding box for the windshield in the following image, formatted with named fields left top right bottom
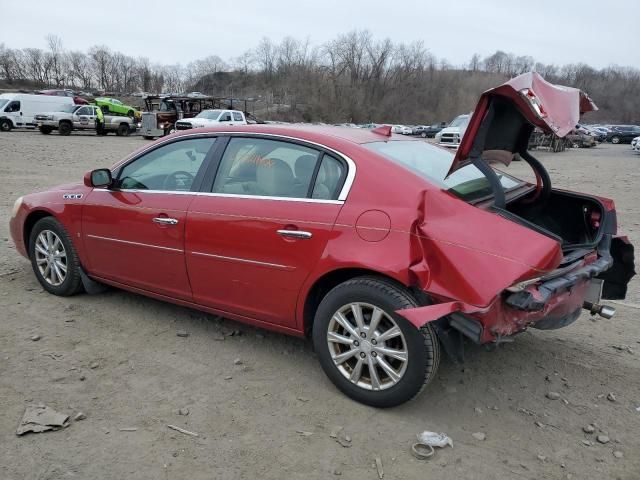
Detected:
left=448, top=115, right=470, bottom=128
left=0, top=99, right=8, bottom=110
left=60, top=104, right=80, bottom=113
left=364, top=141, right=522, bottom=202
left=196, top=110, right=223, bottom=120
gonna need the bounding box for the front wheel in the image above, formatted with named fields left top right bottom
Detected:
left=312, top=277, right=440, bottom=407
left=420, top=132, right=427, bottom=138
left=28, top=217, right=83, bottom=296
left=0, top=119, right=12, bottom=131
left=610, top=136, right=621, bottom=144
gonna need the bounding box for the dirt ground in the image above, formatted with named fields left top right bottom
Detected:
left=0, top=130, right=638, bottom=480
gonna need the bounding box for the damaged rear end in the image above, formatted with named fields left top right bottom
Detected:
left=398, top=72, right=636, bottom=360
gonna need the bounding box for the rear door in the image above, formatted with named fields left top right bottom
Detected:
left=82, top=136, right=218, bottom=300
left=185, top=135, right=349, bottom=328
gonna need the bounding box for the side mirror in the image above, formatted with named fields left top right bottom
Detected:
left=84, top=169, right=112, bottom=188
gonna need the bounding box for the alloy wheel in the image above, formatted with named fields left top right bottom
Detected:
left=327, top=302, right=408, bottom=391
left=34, top=230, right=67, bottom=286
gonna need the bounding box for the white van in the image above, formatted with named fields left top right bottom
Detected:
left=0, top=93, right=75, bottom=131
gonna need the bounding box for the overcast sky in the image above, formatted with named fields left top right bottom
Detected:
left=2, top=0, right=639, bottom=69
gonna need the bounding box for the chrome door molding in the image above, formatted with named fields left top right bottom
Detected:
left=86, top=234, right=183, bottom=253
left=189, top=251, right=296, bottom=271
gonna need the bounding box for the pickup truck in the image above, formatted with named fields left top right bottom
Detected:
left=34, top=105, right=136, bottom=136
left=174, top=109, right=247, bottom=131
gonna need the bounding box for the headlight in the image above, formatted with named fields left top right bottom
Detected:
left=12, top=196, right=23, bottom=217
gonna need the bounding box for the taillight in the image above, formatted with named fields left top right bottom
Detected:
left=520, top=88, right=548, bottom=119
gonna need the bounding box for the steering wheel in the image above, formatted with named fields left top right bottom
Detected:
left=162, top=171, right=195, bottom=191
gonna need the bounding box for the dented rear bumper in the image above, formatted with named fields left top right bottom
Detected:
left=398, top=235, right=635, bottom=344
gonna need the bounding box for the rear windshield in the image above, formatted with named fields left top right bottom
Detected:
left=363, top=141, right=522, bottom=202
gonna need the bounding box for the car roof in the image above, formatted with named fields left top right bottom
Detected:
left=174, top=124, right=419, bottom=146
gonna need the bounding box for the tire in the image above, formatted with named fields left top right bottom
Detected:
left=116, top=124, right=129, bottom=136
left=39, top=126, right=53, bottom=134
left=143, top=136, right=155, bottom=140
left=420, top=132, right=427, bottom=138
left=28, top=217, right=83, bottom=296
left=312, top=276, right=440, bottom=407
left=0, top=119, right=12, bottom=132
left=610, top=136, right=620, bottom=144
left=58, top=121, right=72, bottom=136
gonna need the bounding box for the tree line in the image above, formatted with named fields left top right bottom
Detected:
left=1, top=32, right=638, bottom=124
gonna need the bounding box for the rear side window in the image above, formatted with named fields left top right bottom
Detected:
left=233, top=112, right=243, bottom=121
left=313, top=154, right=345, bottom=199
left=219, top=112, right=232, bottom=122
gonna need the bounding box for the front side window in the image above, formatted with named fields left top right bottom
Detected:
left=6, top=101, right=20, bottom=112
left=76, top=107, right=91, bottom=116
left=364, top=140, right=521, bottom=202
left=219, top=112, right=232, bottom=122
left=117, top=137, right=216, bottom=191
left=213, top=137, right=326, bottom=198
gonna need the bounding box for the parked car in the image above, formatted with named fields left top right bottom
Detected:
left=391, top=125, right=412, bottom=135
left=413, top=123, right=447, bottom=138
left=606, top=126, right=640, bottom=144
left=435, top=114, right=471, bottom=147
left=9, top=72, right=635, bottom=407
left=631, top=136, right=640, bottom=153
left=187, top=92, right=208, bottom=98
left=34, top=104, right=136, bottom=136
left=174, top=109, right=248, bottom=130
left=0, top=93, right=74, bottom=131
left=39, top=89, right=89, bottom=105
left=95, top=97, right=141, bottom=120
left=567, top=129, right=597, bottom=148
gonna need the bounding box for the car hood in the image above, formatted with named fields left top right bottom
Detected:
left=448, top=72, right=597, bottom=175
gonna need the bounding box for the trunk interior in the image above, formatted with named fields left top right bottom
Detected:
left=506, top=190, right=604, bottom=252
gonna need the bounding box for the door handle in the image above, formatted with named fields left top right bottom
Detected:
left=277, top=229, right=312, bottom=239
left=153, top=217, right=179, bottom=225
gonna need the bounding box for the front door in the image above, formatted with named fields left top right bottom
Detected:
left=82, top=136, right=218, bottom=300
left=185, top=136, right=348, bottom=328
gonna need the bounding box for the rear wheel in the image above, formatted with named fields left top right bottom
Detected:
left=58, top=121, right=72, bottom=136
left=0, top=119, right=12, bottom=131
left=116, top=123, right=130, bottom=136
left=28, top=217, right=83, bottom=296
left=39, top=126, right=53, bottom=134
left=420, top=132, right=427, bottom=138
left=610, top=136, right=621, bottom=144
left=312, top=277, right=440, bottom=407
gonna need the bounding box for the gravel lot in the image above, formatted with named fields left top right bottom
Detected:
left=0, top=130, right=638, bottom=480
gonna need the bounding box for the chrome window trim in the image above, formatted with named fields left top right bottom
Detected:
left=110, top=131, right=356, bottom=201
left=92, top=188, right=343, bottom=204
left=189, top=251, right=295, bottom=271
left=86, top=234, right=183, bottom=253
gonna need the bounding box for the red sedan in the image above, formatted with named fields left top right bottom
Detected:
left=10, top=73, right=635, bottom=407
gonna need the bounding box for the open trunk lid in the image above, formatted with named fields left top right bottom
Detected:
left=447, top=72, right=597, bottom=176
